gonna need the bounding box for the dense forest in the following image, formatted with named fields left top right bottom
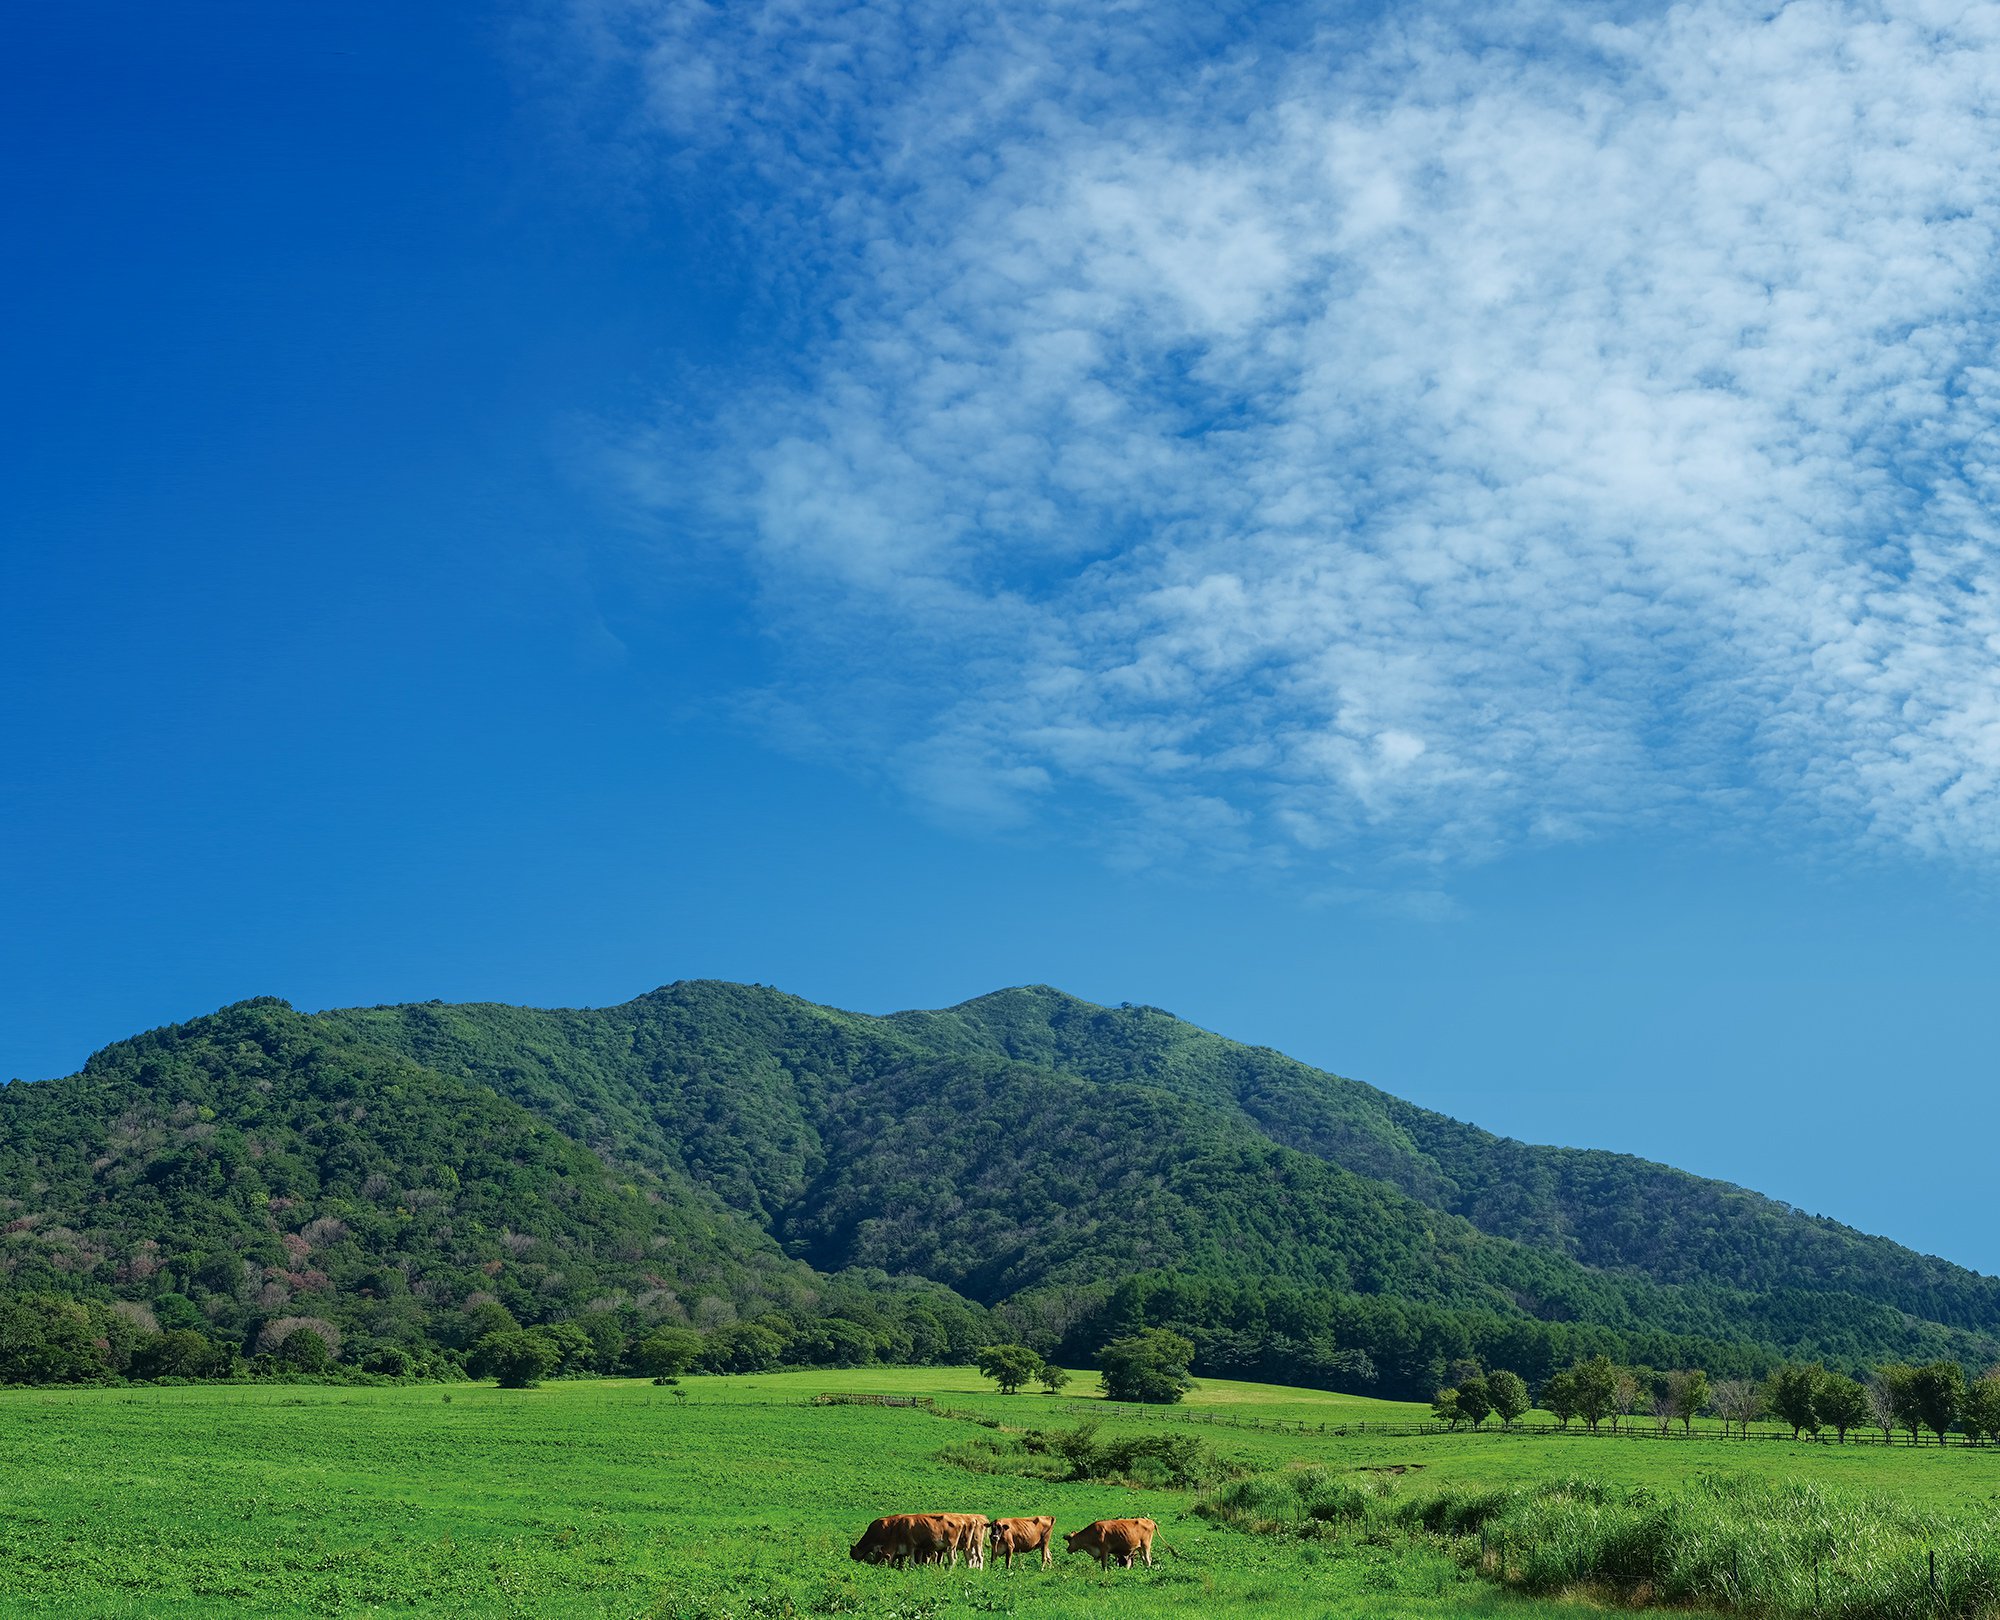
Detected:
left=1, top=982, right=1995, bottom=1394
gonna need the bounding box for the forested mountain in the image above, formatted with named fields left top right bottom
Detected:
left=2, top=981, right=1994, bottom=1393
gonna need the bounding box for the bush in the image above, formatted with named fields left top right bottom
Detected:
left=361, top=1345, right=414, bottom=1378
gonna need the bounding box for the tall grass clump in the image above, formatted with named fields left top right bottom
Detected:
left=1198, top=1465, right=2000, bottom=1619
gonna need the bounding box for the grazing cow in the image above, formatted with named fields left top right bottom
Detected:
left=850, top=1514, right=955, bottom=1567
left=1064, top=1518, right=1157, bottom=1570
left=991, top=1516, right=1055, bottom=1571
left=850, top=1513, right=986, bottom=1569
left=938, top=1513, right=989, bottom=1569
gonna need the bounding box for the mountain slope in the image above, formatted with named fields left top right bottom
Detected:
left=911, top=986, right=2000, bottom=1331
left=4, top=981, right=1995, bottom=1390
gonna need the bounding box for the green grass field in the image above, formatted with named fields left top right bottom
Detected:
left=4, top=1370, right=1997, bottom=1618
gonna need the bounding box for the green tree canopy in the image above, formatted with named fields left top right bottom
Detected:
left=1959, top=1371, right=2000, bottom=1443
left=1540, top=1368, right=1579, bottom=1428
left=1486, top=1369, right=1531, bottom=1428
left=634, top=1327, right=704, bottom=1380
left=1454, top=1373, right=1492, bottom=1427
left=469, top=1329, right=560, bottom=1389
left=1570, top=1355, right=1620, bottom=1431
left=975, top=1343, right=1045, bottom=1395
left=1765, top=1364, right=1825, bottom=1439
left=1816, top=1372, right=1870, bottom=1442
left=1098, top=1328, right=1196, bottom=1404
left=1908, top=1360, right=1966, bottom=1444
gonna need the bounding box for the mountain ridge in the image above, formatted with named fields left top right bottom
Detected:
left=1, top=979, right=1991, bottom=1392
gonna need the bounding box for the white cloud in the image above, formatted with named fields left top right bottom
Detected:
left=587, top=0, right=2000, bottom=867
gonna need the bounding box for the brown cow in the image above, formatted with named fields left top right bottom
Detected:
left=991, top=1516, right=1055, bottom=1571
left=850, top=1514, right=955, bottom=1567
left=937, top=1513, right=989, bottom=1569
left=850, top=1513, right=987, bottom=1569
left=1064, top=1517, right=1157, bottom=1570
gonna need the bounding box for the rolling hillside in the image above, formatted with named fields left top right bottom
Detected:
left=2, top=981, right=1993, bottom=1391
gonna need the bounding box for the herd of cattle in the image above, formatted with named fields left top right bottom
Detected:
left=849, top=1513, right=1158, bottom=1571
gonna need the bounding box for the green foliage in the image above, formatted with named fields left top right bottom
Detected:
left=1568, top=1356, right=1619, bottom=1431
left=7, top=979, right=2000, bottom=1397
left=1539, top=1369, right=1578, bottom=1428
left=1008, top=1418, right=1231, bottom=1488
left=276, top=1327, right=333, bottom=1373
left=1816, top=1371, right=1870, bottom=1441
left=129, top=1328, right=230, bottom=1380
left=1202, top=1465, right=2000, bottom=1620
left=1766, top=1364, right=1825, bottom=1439
left=1959, top=1372, right=2000, bottom=1443
left=1664, top=1367, right=1709, bottom=1433
left=1099, top=1328, right=1196, bottom=1404
left=633, top=1327, right=703, bottom=1379
left=1038, top=1361, right=1072, bottom=1394
left=0, top=1294, right=114, bottom=1384
left=1908, top=1359, right=1966, bottom=1443
left=699, top=1322, right=785, bottom=1375
left=1454, top=1374, right=1492, bottom=1426
left=975, top=1342, right=1044, bottom=1394
left=1486, top=1370, right=1530, bottom=1428
left=469, top=1329, right=559, bottom=1389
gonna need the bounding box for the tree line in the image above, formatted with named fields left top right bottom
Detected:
left=0, top=1283, right=993, bottom=1388
left=1429, top=1353, right=2000, bottom=1444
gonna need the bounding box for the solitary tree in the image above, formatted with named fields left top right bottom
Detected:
left=470, top=1329, right=560, bottom=1389
left=1432, top=1387, right=1466, bottom=1428
left=975, top=1343, right=1045, bottom=1395
left=1037, top=1363, right=1072, bottom=1396
left=1097, top=1329, right=1196, bottom=1404
left=1766, top=1364, right=1825, bottom=1439
left=1816, top=1373, right=1870, bottom=1443
left=634, top=1327, right=704, bottom=1380
left=1487, top=1370, right=1531, bottom=1429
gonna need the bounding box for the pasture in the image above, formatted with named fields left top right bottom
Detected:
left=2, top=1370, right=1996, bottom=1618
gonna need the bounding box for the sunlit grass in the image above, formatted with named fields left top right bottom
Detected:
left=3, top=1370, right=1996, bottom=1617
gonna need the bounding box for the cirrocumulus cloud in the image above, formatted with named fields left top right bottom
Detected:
left=582, top=0, right=2000, bottom=869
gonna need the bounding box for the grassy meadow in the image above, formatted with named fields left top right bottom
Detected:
left=4, top=1369, right=2000, bottom=1618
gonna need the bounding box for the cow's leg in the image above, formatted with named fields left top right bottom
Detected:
left=1143, top=1545, right=1154, bottom=1569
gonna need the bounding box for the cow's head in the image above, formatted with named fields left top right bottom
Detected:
left=1063, top=1528, right=1090, bottom=1552
left=849, top=1541, right=885, bottom=1563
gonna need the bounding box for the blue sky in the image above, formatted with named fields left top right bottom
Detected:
left=7, top=2, right=2000, bottom=1267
